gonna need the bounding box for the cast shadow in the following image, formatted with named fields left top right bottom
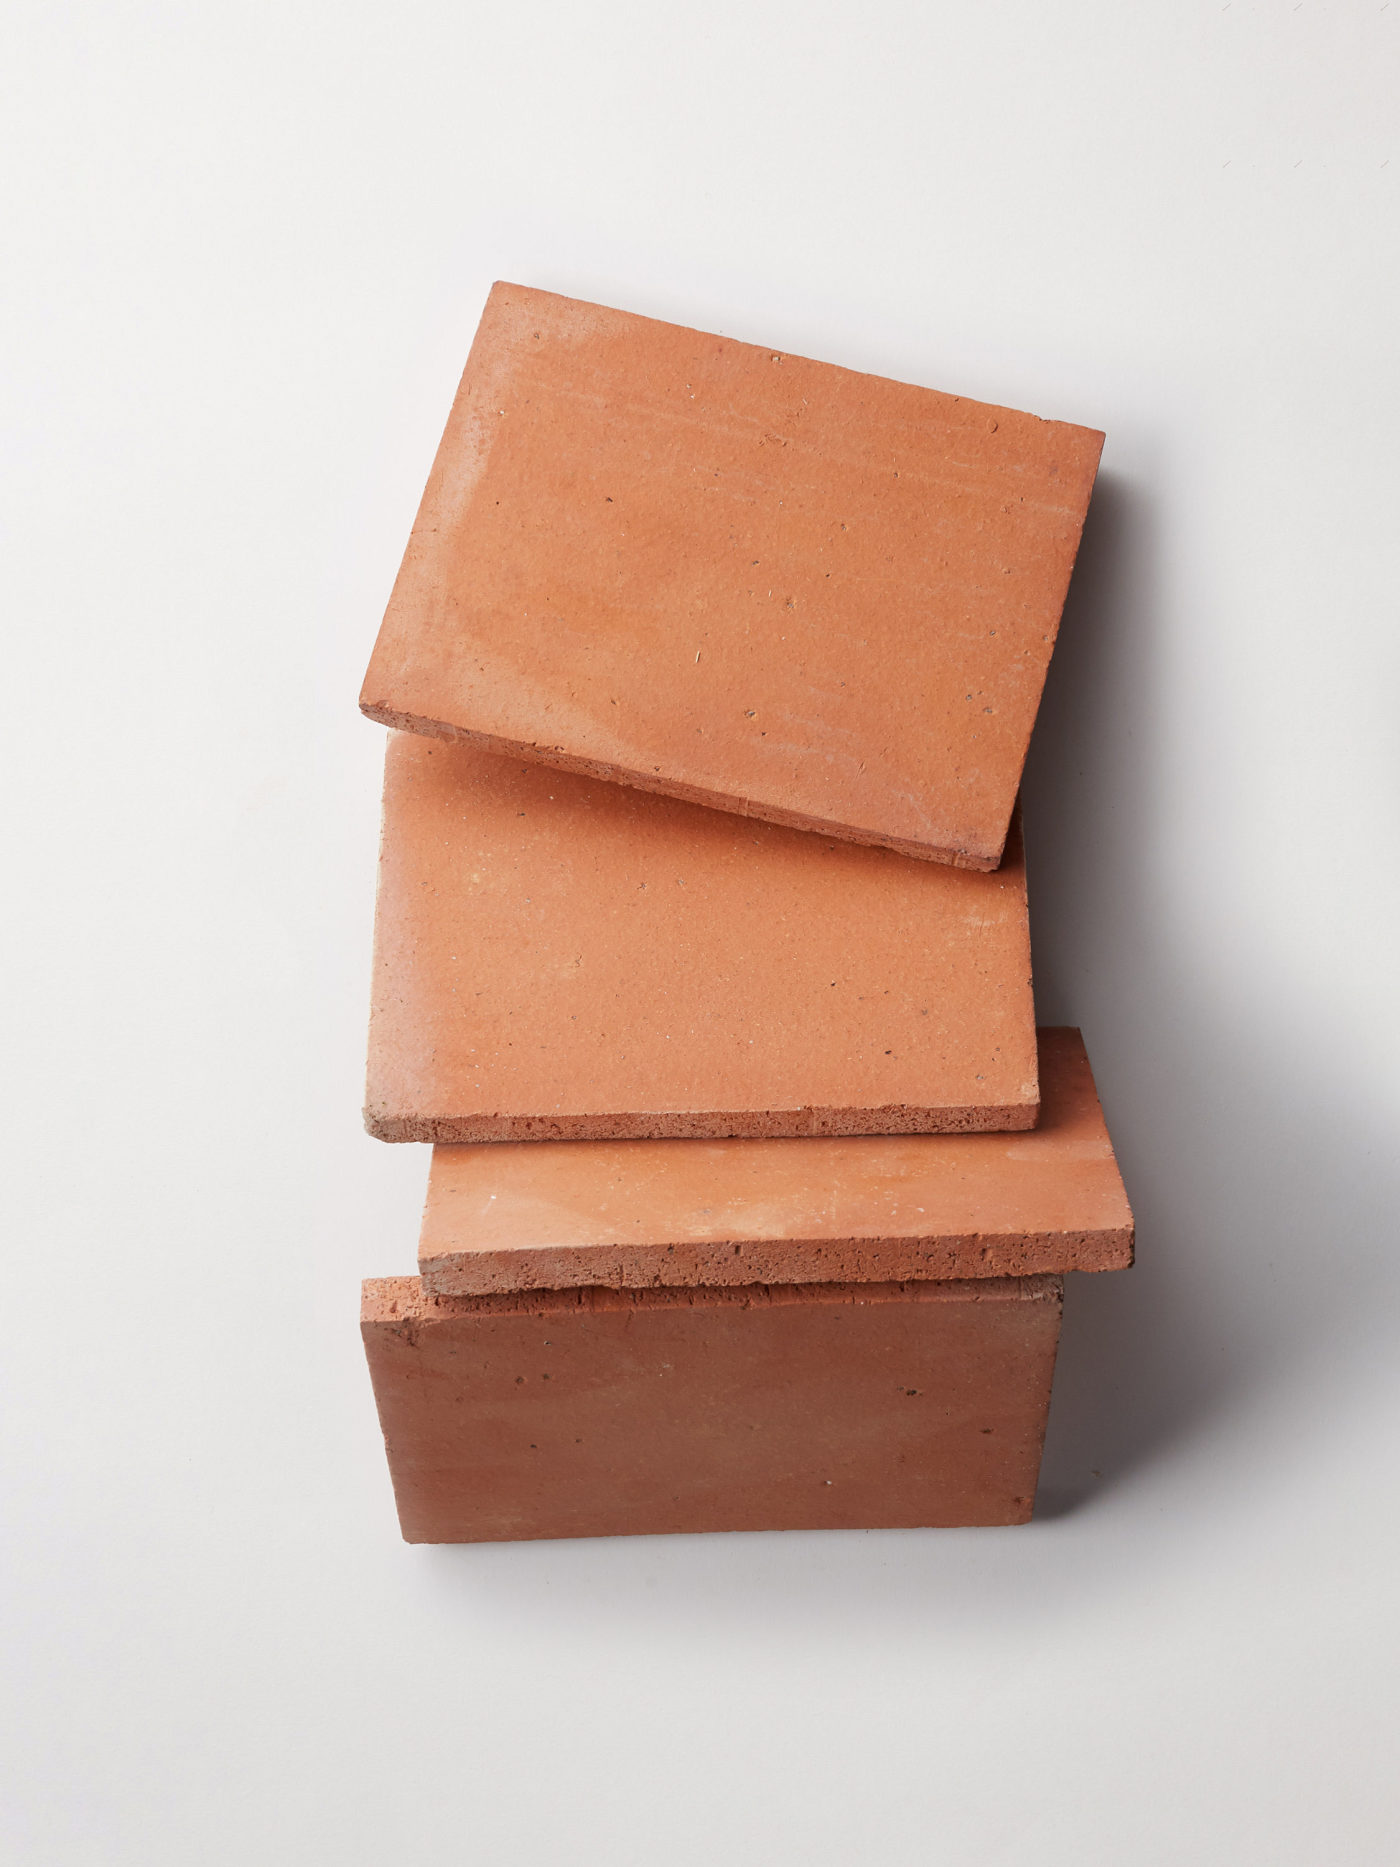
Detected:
left=1023, top=475, right=1400, bottom=1517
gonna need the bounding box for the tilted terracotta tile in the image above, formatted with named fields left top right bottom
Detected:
left=365, top=733, right=1038, bottom=1143
left=362, top=1273, right=1063, bottom=1542
left=360, top=283, right=1103, bottom=871
left=417, top=1027, right=1129, bottom=1295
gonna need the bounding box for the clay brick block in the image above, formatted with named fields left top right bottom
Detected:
left=361, top=1273, right=1063, bottom=1541
left=366, top=733, right=1038, bottom=1143
left=360, top=283, right=1103, bottom=872
left=417, top=1027, right=1130, bottom=1295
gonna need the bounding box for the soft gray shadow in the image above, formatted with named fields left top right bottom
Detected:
left=1023, top=476, right=1400, bottom=1516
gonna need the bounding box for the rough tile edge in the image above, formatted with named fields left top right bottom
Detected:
left=396, top=1511, right=1034, bottom=1545
left=363, top=1098, right=1040, bottom=1144
left=358, top=703, right=1006, bottom=872
left=418, top=1226, right=1132, bottom=1297
left=362, top=1271, right=1063, bottom=1325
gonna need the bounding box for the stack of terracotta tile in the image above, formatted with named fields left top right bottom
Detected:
left=357, top=285, right=1133, bottom=1542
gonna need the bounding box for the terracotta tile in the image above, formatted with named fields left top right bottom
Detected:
left=365, top=733, right=1038, bottom=1143
left=360, top=283, right=1103, bottom=871
left=417, top=1028, right=1129, bottom=1295
left=362, top=1273, right=1063, bottom=1542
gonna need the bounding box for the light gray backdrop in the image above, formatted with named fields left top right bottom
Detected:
left=4, top=3, right=1397, bottom=1861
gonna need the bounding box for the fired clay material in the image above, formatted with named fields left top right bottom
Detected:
left=417, top=1027, right=1128, bottom=1294
left=365, top=733, right=1038, bottom=1143
left=360, top=283, right=1103, bottom=871
left=362, top=1273, right=1063, bottom=1542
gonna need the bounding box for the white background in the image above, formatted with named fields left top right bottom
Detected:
left=4, top=3, right=1398, bottom=1861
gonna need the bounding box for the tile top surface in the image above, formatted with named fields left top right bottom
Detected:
left=365, top=733, right=1038, bottom=1144
left=416, top=1028, right=1130, bottom=1293
left=361, top=282, right=1103, bottom=870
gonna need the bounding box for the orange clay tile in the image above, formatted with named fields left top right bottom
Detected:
left=417, top=1028, right=1129, bottom=1295
left=360, top=283, right=1103, bottom=871
left=362, top=1273, right=1063, bottom=1541
left=365, top=733, right=1038, bottom=1144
